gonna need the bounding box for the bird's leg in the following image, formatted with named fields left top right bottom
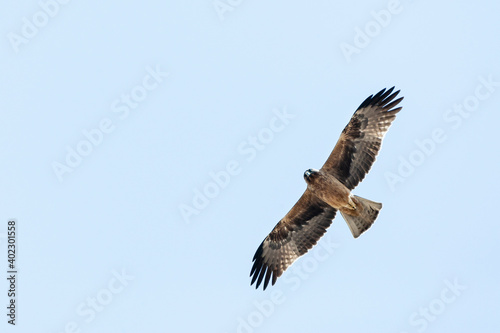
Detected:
left=339, top=196, right=362, bottom=217
left=347, top=196, right=357, bottom=210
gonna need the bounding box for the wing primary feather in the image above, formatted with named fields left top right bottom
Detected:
left=250, top=243, right=264, bottom=276
left=379, top=91, right=399, bottom=106
left=357, top=94, right=374, bottom=109
left=378, top=86, right=395, bottom=101
left=369, top=88, right=388, bottom=105
left=263, top=269, right=273, bottom=290
left=383, top=97, right=404, bottom=111
left=255, top=266, right=266, bottom=289
left=250, top=263, right=261, bottom=285
left=250, top=260, right=259, bottom=278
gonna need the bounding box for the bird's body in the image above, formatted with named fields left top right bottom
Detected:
left=304, top=168, right=382, bottom=235
left=250, top=87, right=404, bottom=290
left=304, top=169, right=352, bottom=211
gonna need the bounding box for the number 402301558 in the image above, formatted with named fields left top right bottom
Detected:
left=7, top=220, right=16, bottom=270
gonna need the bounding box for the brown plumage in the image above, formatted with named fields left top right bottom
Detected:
left=250, top=87, right=403, bottom=290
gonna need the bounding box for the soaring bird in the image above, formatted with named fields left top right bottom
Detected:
left=250, top=87, right=403, bottom=290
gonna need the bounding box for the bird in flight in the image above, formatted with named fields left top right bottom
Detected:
left=250, top=87, right=403, bottom=290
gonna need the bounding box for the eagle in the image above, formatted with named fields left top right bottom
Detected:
left=250, top=87, right=403, bottom=290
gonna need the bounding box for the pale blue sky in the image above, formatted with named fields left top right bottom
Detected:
left=1, top=1, right=499, bottom=332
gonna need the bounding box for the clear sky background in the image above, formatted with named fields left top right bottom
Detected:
left=1, top=1, right=499, bottom=332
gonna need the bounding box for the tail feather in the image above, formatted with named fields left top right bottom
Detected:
left=340, top=195, right=382, bottom=238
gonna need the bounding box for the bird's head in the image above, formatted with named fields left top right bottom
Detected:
left=303, top=168, right=319, bottom=183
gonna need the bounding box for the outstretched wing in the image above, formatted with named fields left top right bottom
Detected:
left=321, top=87, right=403, bottom=190
left=250, top=190, right=336, bottom=290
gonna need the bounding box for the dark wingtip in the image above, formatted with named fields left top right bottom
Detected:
left=357, top=93, right=375, bottom=110
left=250, top=241, right=267, bottom=289
left=250, top=264, right=275, bottom=291
left=250, top=239, right=277, bottom=290
left=356, top=87, right=402, bottom=111
left=263, top=269, right=273, bottom=290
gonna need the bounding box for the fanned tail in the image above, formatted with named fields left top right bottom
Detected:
left=340, top=195, right=382, bottom=238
